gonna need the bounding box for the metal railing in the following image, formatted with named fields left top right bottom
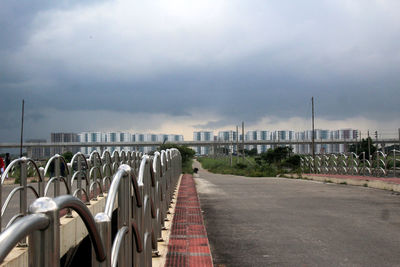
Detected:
left=301, top=150, right=400, bottom=177
left=0, top=148, right=182, bottom=266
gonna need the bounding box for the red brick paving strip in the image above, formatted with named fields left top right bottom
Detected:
left=165, top=174, right=213, bottom=267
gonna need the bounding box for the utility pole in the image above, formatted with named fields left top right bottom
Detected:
left=20, top=99, right=25, bottom=158
left=242, top=121, right=245, bottom=162
left=236, top=125, right=239, bottom=163
left=367, top=130, right=371, bottom=160
left=311, top=97, right=315, bottom=172
left=230, top=139, right=233, bottom=167
left=398, top=128, right=400, bottom=150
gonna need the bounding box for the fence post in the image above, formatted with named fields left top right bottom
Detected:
left=29, top=197, right=60, bottom=267
left=93, top=213, right=111, bottom=267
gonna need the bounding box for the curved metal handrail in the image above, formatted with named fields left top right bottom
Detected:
left=111, top=226, right=129, bottom=267
left=131, top=172, right=142, bottom=208
left=44, top=176, right=70, bottom=197
left=5, top=213, right=24, bottom=229
left=44, top=154, right=70, bottom=177
left=120, top=151, right=127, bottom=164
left=103, top=165, right=131, bottom=218
left=102, top=150, right=112, bottom=164
left=89, top=166, right=104, bottom=181
left=1, top=158, right=43, bottom=185
left=70, top=171, right=90, bottom=188
left=70, top=152, right=89, bottom=171
left=89, top=151, right=103, bottom=167
left=137, top=156, right=149, bottom=187
left=0, top=148, right=183, bottom=266
left=1, top=185, right=39, bottom=218
left=52, top=195, right=106, bottom=261
left=89, top=181, right=103, bottom=199
left=0, top=214, right=49, bottom=263
left=112, top=151, right=120, bottom=165
left=72, top=188, right=90, bottom=202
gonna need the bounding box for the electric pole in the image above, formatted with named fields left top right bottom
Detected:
left=311, top=97, right=315, bottom=172
left=20, top=99, right=25, bottom=158
left=242, top=121, right=245, bottom=162
left=236, top=125, right=239, bottom=163
left=367, top=130, right=371, bottom=160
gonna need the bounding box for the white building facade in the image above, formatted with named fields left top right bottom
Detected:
left=193, top=131, right=213, bottom=155
left=194, top=128, right=359, bottom=156
left=78, top=131, right=183, bottom=155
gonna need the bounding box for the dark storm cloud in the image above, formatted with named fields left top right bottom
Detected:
left=1, top=0, right=400, bottom=141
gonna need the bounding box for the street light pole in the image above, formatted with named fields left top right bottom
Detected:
left=20, top=99, right=25, bottom=158
left=311, top=97, right=315, bottom=172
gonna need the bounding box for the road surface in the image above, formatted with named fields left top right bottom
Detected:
left=194, top=161, right=400, bottom=267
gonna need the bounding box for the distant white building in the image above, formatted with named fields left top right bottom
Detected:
left=295, top=129, right=358, bottom=154
left=218, top=131, right=239, bottom=154
left=193, top=131, right=213, bottom=155
left=51, top=132, right=79, bottom=155
left=78, top=131, right=184, bottom=155
left=246, top=130, right=271, bottom=153
left=78, top=132, right=106, bottom=155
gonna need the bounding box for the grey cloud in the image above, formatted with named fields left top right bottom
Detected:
left=1, top=0, right=400, bottom=142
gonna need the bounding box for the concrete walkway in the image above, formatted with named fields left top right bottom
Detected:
left=165, top=174, right=213, bottom=267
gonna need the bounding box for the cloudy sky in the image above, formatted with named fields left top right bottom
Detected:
left=1, top=0, right=399, bottom=142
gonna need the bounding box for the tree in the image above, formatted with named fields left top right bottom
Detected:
left=349, top=137, right=376, bottom=159
left=159, top=144, right=195, bottom=164
left=244, top=148, right=258, bottom=156
left=259, top=146, right=292, bottom=164
left=62, top=151, right=73, bottom=163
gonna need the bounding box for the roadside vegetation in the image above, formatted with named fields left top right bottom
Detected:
left=159, top=144, right=195, bottom=174
left=197, top=146, right=301, bottom=177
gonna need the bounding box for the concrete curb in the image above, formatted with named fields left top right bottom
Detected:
left=287, top=174, right=400, bottom=193
left=152, top=174, right=182, bottom=267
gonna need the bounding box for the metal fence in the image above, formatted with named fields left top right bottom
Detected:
left=0, top=148, right=182, bottom=267
left=301, top=150, right=400, bottom=177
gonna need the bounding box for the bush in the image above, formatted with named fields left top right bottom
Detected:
left=159, top=144, right=195, bottom=174
left=283, top=155, right=301, bottom=168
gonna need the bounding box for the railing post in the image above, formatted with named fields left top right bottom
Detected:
left=117, top=167, right=132, bottom=267
left=93, top=213, right=111, bottom=267
left=19, top=159, right=28, bottom=246
left=77, top=157, right=82, bottom=200
left=55, top=156, right=61, bottom=197
left=394, top=150, right=397, bottom=178
left=29, top=197, right=60, bottom=267
left=38, top=167, right=45, bottom=197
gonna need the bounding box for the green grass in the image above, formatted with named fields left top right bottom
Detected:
left=197, top=157, right=277, bottom=177
left=182, top=159, right=194, bottom=174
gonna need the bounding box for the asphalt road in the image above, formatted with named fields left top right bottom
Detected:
left=193, top=161, right=400, bottom=267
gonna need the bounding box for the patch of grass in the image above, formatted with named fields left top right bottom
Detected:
left=340, top=181, right=347, bottom=185
left=197, top=157, right=277, bottom=177
left=182, top=159, right=194, bottom=174
left=324, top=179, right=332, bottom=183
left=363, top=183, right=368, bottom=187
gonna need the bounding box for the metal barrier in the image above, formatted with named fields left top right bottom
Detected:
left=0, top=148, right=182, bottom=266
left=301, top=150, right=400, bottom=177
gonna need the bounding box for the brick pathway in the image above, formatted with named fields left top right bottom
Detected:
left=165, top=174, right=213, bottom=267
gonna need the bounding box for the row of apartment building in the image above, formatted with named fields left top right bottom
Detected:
left=193, top=129, right=358, bottom=155
left=26, top=129, right=359, bottom=159
left=77, top=132, right=183, bottom=154
left=27, top=132, right=184, bottom=159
